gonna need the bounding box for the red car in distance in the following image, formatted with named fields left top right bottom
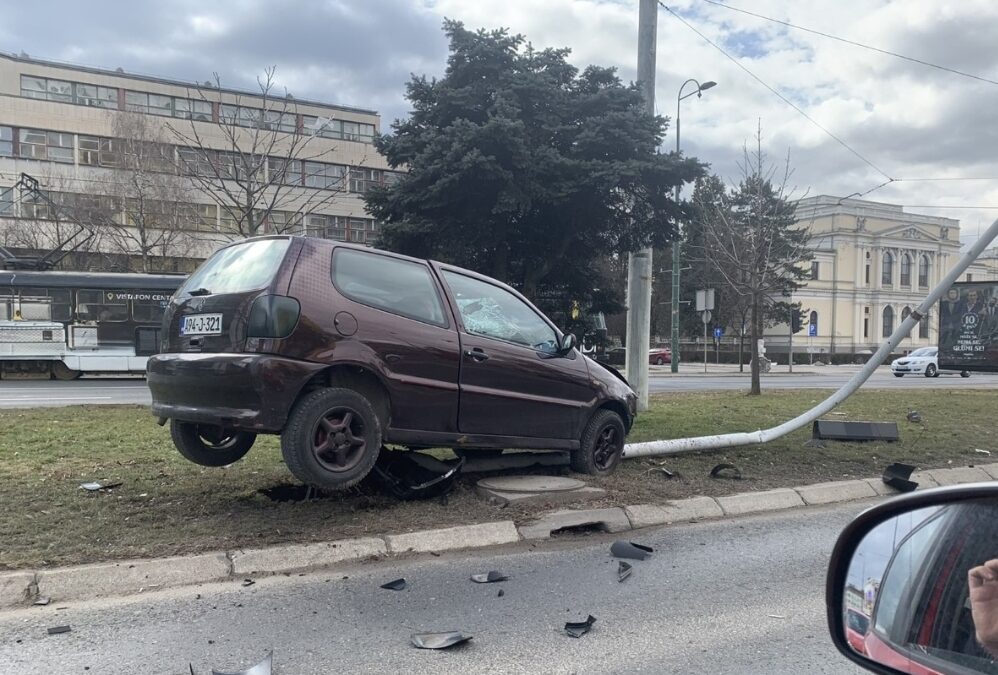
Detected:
left=649, top=347, right=672, bottom=366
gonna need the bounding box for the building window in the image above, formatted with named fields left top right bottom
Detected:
left=303, top=162, right=346, bottom=189
left=17, top=129, right=73, bottom=163
left=901, top=306, right=912, bottom=324
left=919, top=311, right=929, bottom=339
left=303, top=116, right=376, bottom=143
left=265, top=211, right=302, bottom=234
left=269, top=158, right=303, bottom=185
left=178, top=147, right=213, bottom=176
left=0, top=186, right=13, bottom=216
left=21, top=76, right=116, bottom=108
left=0, top=126, right=12, bottom=157
left=882, top=306, right=894, bottom=337
left=900, top=254, right=912, bottom=286
left=125, top=90, right=173, bottom=116
left=882, top=252, right=894, bottom=286
left=174, top=98, right=212, bottom=121
left=810, top=261, right=819, bottom=280
left=808, top=310, right=818, bottom=334
left=918, top=255, right=930, bottom=288
left=350, top=168, right=383, bottom=193
left=967, top=274, right=974, bottom=282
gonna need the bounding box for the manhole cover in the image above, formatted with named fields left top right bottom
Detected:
left=477, top=476, right=586, bottom=493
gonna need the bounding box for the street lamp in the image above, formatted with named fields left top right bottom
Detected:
left=670, top=78, right=716, bottom=373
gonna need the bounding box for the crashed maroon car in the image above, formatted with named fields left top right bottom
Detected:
left=148, top=236, right=637, bottom=491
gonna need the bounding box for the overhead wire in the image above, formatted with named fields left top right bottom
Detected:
left=697, top=0, right=998, bottom=87
left=657, top=1, right=894, bottom=182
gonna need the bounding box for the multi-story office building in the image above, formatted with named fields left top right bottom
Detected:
left=0, top=51, right=399, bottom=272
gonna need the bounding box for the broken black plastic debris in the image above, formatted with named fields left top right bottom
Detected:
left=906, top=410, right=922, bottom=423
left=241, top=579, right=255, bottom=587
left=470, top=570, right=508, bottom=583
left=380, top=578, right=407, bottom=591
left=47, top=625, right=71, bottom=635
left=709, top=463, right=742, bottom=480
left=883, top=463, right=918, bottom=493
left=411, top=631, right=473, bottom=649
left=497, top=589, right=505, bottom=597
left=369, top=450, right=464, bottom=500
left=564, top=615, right=597, bottom=638
left=210, top=649, right=273, bottom=675
left=610, top=540, right=653, bottom=560
left=34, top=596, right=50, bottom=606
left=79, top=481, right=124, bottom=492
left=617, top=561, right=632, bottom=582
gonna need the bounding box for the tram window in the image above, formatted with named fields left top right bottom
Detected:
left=48, top=289, right=72, bottom=322
left=132, top=299, right=166, bottom=323
left=17, top=287, right=51, bottom=320
left=75, top=289, right=127, bottom=322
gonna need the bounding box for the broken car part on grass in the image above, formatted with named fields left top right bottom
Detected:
left=610, top=540, right=653, bottom=561
left=709, top=463, right=742, bottom=480
left=79, top=481, right=123, bottom=492
left=882, top=463, right=918, bottom=493
left=369, top=451, right=464, bottom=501
left=564, top=615, right=597, bottom=638
left=411, top=631, right=474, bottom=650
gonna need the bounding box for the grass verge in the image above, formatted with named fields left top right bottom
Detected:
left=1, top=389, right=995, bottom=569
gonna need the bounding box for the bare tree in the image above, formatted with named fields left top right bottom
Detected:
left=167, top=67, right=358, bottom=239
left=696, top=127, right=813, bottom=394
left=99, top=113, right=198, bottom=272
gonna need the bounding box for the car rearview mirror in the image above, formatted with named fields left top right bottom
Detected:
left=558, top=333, right=577, bottom=354
left=826, top=484, right=998, bottom=674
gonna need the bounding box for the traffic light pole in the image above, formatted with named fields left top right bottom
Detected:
left=788, top=322, right=793, bottom=373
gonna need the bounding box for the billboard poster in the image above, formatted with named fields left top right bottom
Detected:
left=938, top=281, right=998, bottom=372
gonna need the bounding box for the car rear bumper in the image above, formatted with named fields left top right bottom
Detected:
left=147, top=353, right=327, bottom=432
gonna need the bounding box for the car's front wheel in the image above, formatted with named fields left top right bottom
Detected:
left=571, top=409, right=625, bottom=476
left=281, top=388, right=382, bottom=490
left=925, top=364, right=937, bottom=378
left=170, top=421, right=256, bottom=467
left=655, top=357, right=665, bottom=366
left=893, top=373, right=904, bottom=378
left=961, top=370, right=971, bottom=378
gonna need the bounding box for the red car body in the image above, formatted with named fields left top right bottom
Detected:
left=648, top=348, right=672, bottom=365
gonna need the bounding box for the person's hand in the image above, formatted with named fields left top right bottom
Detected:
left=969, top=559, right=998, bottom=657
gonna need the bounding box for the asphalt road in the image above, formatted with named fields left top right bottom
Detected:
left=1, top=369, right=997, bottom=408
left=0, top=502, right=871, bottom=674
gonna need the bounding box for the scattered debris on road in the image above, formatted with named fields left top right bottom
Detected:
left=709, top=463, right=742, bottom=480
left=767, top=614, right=787, bottom=619
left=564, top=615, right=597, bottom=638
left=33, top=596, right=50, bottom=606
left=610, top=540, right=653, bottom=561
left=882, top=463, right=918, bottom=493
left=617, top=561, right=632, bottom=583
left=208, top=649, right=273, bottom=675
left=411, top=631, right=473, bottom=649
left=497, top=589, right=505, bottom=597
left=380, top=578, right=407, bottom=591
left=976, top=448, right=992, bottom=456
left=46, top=625, right=71, bottom=635
left=470, top=570, right=508, bottom=583
left=241, top=579, right=255, bottom=587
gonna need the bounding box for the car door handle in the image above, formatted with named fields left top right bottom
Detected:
left=464, top=348, right=489, bottom=362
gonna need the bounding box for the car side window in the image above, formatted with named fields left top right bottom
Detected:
left=441, top=271, right=557, bottom=353
left=332, top=248, right=447, bottom=327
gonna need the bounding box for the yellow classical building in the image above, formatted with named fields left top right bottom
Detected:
left=765, top=196, right=998, bottom=361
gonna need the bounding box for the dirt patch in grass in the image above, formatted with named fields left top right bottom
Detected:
left=1, top=389, right=995, bottom=569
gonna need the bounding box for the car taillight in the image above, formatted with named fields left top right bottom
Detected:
left=247, top=295, right=300, bottom=338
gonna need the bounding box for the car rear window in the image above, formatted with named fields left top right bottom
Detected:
left=332, top=248, right=447, bottom=327
left=180, top=238, right=291, bottom=296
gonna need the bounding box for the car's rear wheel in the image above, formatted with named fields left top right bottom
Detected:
left=170, top=420, right=256, bottom=467
left=571, top=409, right=625, bottom=476
left=655, top=357, right=665, bottom=366
left=961, top=370, right=971, bottom=378
left=894, top=373, right=904, bottom=378
left=51, top=361, right=81, bottom=381
left=281, top=388, right=381, bottom=490
left=925, top=364, right=937, bottom=378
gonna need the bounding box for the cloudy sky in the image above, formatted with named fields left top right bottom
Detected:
left=4, top=0, right=998, bottom=248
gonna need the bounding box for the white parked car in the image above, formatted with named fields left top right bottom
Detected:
left=890, top=346, right=970, bottom=378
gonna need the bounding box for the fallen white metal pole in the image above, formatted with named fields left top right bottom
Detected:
left=622, top=216, right=998, bottom=459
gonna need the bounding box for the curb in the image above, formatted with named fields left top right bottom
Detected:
left=2, top=464, right=995, bottom=610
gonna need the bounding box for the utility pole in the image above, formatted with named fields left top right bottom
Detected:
left=624, top=0, right=657, bottom=412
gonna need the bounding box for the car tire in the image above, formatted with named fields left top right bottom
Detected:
left=281, top=387, right=382, bottom=491
left=655, top=357, right=665, bottom=366
left=170, top=420, right=256, bottom=467
left=51, top=361, right=81, bottom=381
left=961, top=370, right=971, bottom=378
left=893, top=373, right=903, bottom=378
left=925, top=364, right=937, bottom=378
left=571, top=409, right=626, bottom=476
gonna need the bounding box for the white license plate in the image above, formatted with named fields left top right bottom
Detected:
left=180, top=314, right=223, bottom=336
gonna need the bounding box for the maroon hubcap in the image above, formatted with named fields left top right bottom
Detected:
left=311, top=407, right=366, bottom=472
left=593, top=425, right=620, bottom=470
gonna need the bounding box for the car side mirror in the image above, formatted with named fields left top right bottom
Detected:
left=558, top=333, right=577, bottom=355
left=826, top=483, right=998, bottom=674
